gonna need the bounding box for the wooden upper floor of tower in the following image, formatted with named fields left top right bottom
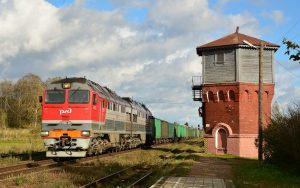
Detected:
left=196, top=27, right=280, bottom=84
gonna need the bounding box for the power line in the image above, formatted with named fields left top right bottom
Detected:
left=275, top=60, right=300, bottom=79
left=276, top=17, right=300, bottom=43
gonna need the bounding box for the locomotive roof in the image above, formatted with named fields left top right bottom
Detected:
left=49, top=77, right=149, bottom=112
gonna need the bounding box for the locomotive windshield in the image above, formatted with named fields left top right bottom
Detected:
left=68, top=90, right=89, bottom=104
left=45, top=90, right=65, bottom=104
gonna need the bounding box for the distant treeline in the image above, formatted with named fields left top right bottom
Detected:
left=0, top=74, right=59, bottom=128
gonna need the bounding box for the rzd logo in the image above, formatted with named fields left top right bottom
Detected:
left=59, top=108, right=72, bottom=115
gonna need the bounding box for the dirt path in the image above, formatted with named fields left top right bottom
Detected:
left=188, top=154, right=235, bottom=187
left=189, top=154, right=232, bottom=179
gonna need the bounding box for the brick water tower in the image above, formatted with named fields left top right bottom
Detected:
left=192, top=27, right=279, bottom=158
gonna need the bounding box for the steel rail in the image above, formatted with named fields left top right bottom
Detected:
left=80, top=165, right=139, bottom=188
left=0, top=148, right=142, bottom=181
left=128, top=170, right=153, bottom=188
left=0, top=160, right=59, bottom=180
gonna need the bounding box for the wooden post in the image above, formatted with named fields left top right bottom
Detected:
left=258, top=42, right=264, bottom=162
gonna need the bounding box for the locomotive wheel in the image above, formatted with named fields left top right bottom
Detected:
left=87, top=147, right=94, bottom=156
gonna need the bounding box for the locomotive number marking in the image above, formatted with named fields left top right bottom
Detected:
left=59, top=108, right=72, bottom=115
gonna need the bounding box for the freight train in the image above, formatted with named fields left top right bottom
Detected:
left=40, top=77, right=199, bottom=158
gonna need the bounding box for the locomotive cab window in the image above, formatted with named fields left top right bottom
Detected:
left=68, top=90, right=89, bottom=104
left=45, top=90, right=65, bottom=104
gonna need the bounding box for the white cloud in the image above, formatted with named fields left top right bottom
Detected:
left=273, top=60, right=300, bottom=111
left=262, top=10, right=284, bottom=24
left=0, top=0, right=62, bottom=63
left=0, top=0, right=263, bottom=126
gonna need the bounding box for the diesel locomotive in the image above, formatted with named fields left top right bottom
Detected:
left=40, top=77, right=199, bottom=158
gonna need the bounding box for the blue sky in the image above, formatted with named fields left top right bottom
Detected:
left=1, top=0, right=300, bottom=126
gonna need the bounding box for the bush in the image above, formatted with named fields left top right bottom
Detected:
left=264, top=103, right=300, bottom=170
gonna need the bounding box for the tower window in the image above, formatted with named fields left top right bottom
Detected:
left=218, top=90, right=225, bottom=102
left=208, top=91, right=214, bottom=102
left=245, top=90, right=250, bottom=102
left=215, top=52, right=225, bottom=65
left=229, top=90, right=235, bottom=101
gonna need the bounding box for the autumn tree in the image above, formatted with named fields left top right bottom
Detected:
left=0, top=74, right=43, bottom=128
left=0, top=81, right=14, bottom=128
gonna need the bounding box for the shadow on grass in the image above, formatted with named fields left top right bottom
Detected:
left=183, top=140, right=204, bottom=147
left=147, top=147, right=204, bottom=155
left=0, top=151, right=47, bottom=161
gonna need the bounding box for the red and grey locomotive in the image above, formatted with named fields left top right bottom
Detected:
left=40, top=77, right=152, bottom=157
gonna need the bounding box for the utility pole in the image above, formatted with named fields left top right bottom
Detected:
left=258, top=42, right=264, bottom=163
left=243, top=40, right=264, bottom=162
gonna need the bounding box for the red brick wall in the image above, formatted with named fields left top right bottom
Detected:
left=202, top=83, right=274, bottom=135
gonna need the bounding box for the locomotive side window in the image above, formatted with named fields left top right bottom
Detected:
left=133, top=114, right=137, bottom=122
left=113, top=103, right=117, bottom=111
left=126, top=112, right=131, bottom=121
left=45, top=90, right=65, bottom=104
left=108, top=102, right=113, bottom=110
left=92, top=94, right=97, bottom=104
left=68, top=90, right=89, bottom=104
left=121, top=106, right=125, bottom=113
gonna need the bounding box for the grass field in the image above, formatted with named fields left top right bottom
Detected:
left=0, top=128, right=45, bottom=166
left=203, top=153, right=300, bottom=188
left=231, top=158, right=300, bottom=188
left=0, top=128, right=44, bottom=154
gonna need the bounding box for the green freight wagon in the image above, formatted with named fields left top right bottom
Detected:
left=181, top=124, right=187, bottom=138
left=188, top=127, right=197, bottom=138
left=192, top=128, right=197, bottom=137
left=154, top=118, right=161, bottom=141
left=193, top=129, right=196, bottom=137
left=161, top=120, right=169, bottom=139
left=174, top=123, right=181, bottom=138
left=187, top=127, right=192, bottom=138
left=168, top=122, right=174, bottom=139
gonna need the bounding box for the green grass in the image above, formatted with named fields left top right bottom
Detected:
left=202, top=153, right=300, bottom=188
left=0, top=128, right=44, bottom=155
left=0, top=128, right=45, bottom=166
left=231, top=158, right=300, bottom=188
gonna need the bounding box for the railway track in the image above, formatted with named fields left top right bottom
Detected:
left=0, top=148, right=142, bottom=181
left=80, top=164, right=153, bottom=188
left=0, top=159, right=58, bottom=180
left=0, top=143, right=170, bottom=184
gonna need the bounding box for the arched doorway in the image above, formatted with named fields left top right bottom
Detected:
left=216, top=128, right=227, bottom=154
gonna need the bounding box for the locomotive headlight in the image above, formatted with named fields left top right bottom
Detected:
left=40, top=130, right=49, bottom=137
left=62, top=82, right=71, bottom=89
left=81, top=130, right=90, bottom=137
